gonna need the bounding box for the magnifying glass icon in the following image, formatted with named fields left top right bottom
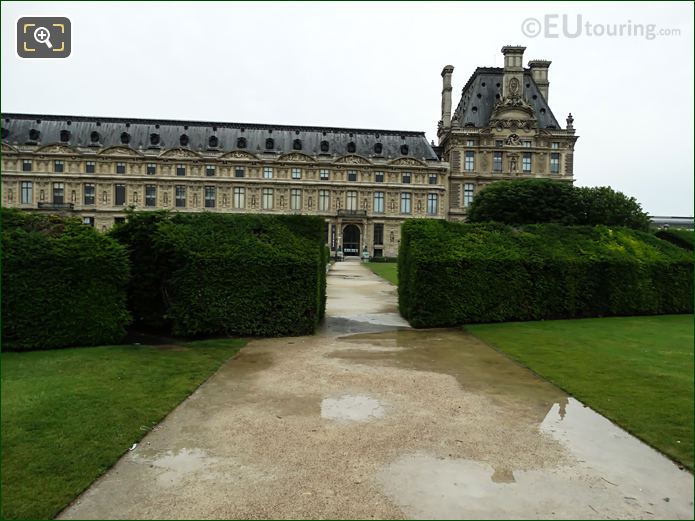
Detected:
left=33, top=26, right=53, bottom=49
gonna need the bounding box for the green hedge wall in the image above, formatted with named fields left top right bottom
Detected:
left=2, top=209, right=131, bottom=351
left=110, top=212, right=327, bottom=337
left=655, top=229, right=694, bottom=251
left=399, top=219, right=693, bottom=328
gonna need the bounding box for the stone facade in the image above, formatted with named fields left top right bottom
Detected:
left=1, top=46, right=576, bottom=257
left=439, top=46, right=577, bottom=220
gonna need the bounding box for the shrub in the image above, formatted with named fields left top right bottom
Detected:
left=655, top=229, right=693, bottom=251
left=467, top=179, right=650, bottom=231
left=2, top=209, right=131, bottom=350
left=110, top=212, right=326, bottom=337
left=399, top=219, right=692, bottom=328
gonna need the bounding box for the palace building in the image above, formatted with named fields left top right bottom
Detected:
left=1, top=46, right=577, bottom=257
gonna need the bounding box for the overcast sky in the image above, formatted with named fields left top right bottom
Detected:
left=2, top=1, right=693, bottom=216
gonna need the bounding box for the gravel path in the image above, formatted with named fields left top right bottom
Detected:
left=59, top=260, right=694, bottom=519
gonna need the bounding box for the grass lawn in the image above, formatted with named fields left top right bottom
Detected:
left=466, top=315, right=694, bottom=470
left=1, top=338, right=246, bottom=520
left=366, top=262, right=398, bottom=285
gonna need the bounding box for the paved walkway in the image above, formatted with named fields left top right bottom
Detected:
left=60, top=260, right=693, bottom=519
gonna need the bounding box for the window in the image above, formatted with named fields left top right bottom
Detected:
left=116, top=162, right=126, bottom=174
left=347, top=170, right=357, bottom=182
left=176, top=164, right=186, bottom=176
left=265, top=138, right=274, bottom=150
left=53, top=183, right=64, bottom=204
left=493, top=152, right=503, bottom=172
left=83, top=217, right=94, bottom=226
left=262, top=188, right=274, bottom=209
left=235, top=167, right=245, bottom=178
left=145, top=185, right=156, bottom=207
left=550, top=153, right=560, bottom=174
left=292, top=168, right=302, bottom=180
left=551, top=142, right=560, bottom=149
left=373, top=191, right=384, bottom=214
left=85, top=161, right=95, bottom=173
left=115, top=184, right=126, bottom=206
left=400, top=192, right=411, bottom=214
left=175, top=185, right=186, bottom=207
left=375, top=172, right=384, bottom=183
left=522, top=153, right=532, bottom=173
left=402, top=173, right=411, bottom=184
left=22, top=160, right=32, bottom=172
left=54, top=160, right=64, bottom=173
left=293, top=139, right=302, bottom=150
left=466, top=140, right=475, bottom=147
left=318, top=189, right=330, bottom=211
left=429, top=174, right=438, bottom=185
left=522, top=140, right=532, bottom=148
left=237, top=137, right=247, bottom=149
left=21, top=181, right=32, bottom=204
left=374, top=223, right=384, bottom=245
left=495, top=140, right=504, bottom=147
left=464, top=183, right=475, bottom=207
left=206, top=165, right=216, bottom=177
left=147, top=163, right=156, bottom=175
left=427, top=193, right=438, bottom=215
left=290, top=188, right=302, bottom=210
left=205, top=186, right=216, bottom=208
left=263, top=167, right=273, bottom=179
left=320, top=141, right=329, bottom=153
left=319, top=169, right=329, bottom=181
left=233, top=187, right=246, bottom=209
left=347, top=142, right=356, bottom=153
left=346, top=191, right=357, bottom=211
left=464, top=151, right=475, bottom=172
left=114, top=217, right=126, bottom=225
left=84, top=184, right=95, bottom=205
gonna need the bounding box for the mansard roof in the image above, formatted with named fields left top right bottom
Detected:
left=452, top=67, right=560, bottom=129
left=0, top=113, right=439, bottom=161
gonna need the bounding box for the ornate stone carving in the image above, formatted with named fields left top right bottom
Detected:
left=160, top=148, right=200, bottom=159
left=336, top=155, right=371, bottom=165
left=1, top=143, right=18, bottom=154
left=389, top=157, right=426, bottom=167
left=98, top=146, right=140, bottom=157
left=220, top=150, right=257, bottom=160
left=36, top=144, right=76, bottom=155
left=278, top=152, right=313, bottom=162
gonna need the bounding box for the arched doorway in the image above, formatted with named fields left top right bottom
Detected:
left=342, top=224, right=361, bottom=256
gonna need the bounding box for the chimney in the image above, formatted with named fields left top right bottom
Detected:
left=501, top=45, right=526, bottom=100
left=528, top=60, right=551, bottom=101
left=440, top=65, right=454, bottom=129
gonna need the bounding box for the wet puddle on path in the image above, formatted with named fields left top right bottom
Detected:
left=330, top=328, right=694, bottom=519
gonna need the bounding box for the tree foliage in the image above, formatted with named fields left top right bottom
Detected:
left=467, top=180, right=650, bottom=230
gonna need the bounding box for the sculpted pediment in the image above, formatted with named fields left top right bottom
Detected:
left=335, top=154, right=371, bottom=165
left=220, top=150, right=258, bottom=160
left=159, top=147, right=201, bottom=159
left=98, top=146, right=142, bottom=157
left=36, top=144, right=78, bottom=155
left=278, top=152, right=314, bottom=162
left=1, top=143, right=19, bottom=154
left=389, top=157, right=427, bottom=167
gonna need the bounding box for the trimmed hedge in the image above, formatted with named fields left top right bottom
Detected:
left=110, top=212, right=327, bottom=337
left=399, top=219, right=693, bottom=328
left=2, top=209, right=131, bottom=351
left=656, top=229, right=693, bottom=251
